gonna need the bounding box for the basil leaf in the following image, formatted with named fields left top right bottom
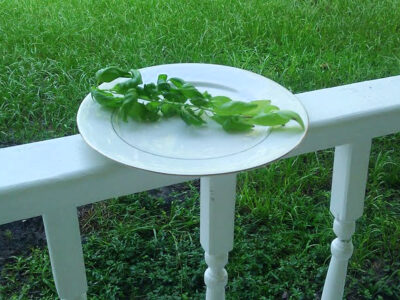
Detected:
left=179, top=107, right=205, bottom=126
left=210, top=115, right=230, bottom=125
left=129, top=102, right=147, bottom=121
left=124, top=88, right=139, bottom=101
left=145, top=103, right=160, bottom=122
left=92, top=66, right=305, bottom=133
left=129, top=69, right=143, bottom=85
left=245, top=100, right=279, bottom=116
left=190, top=97, right=209, bottom=107
left=210, top=96, right=231, bottom=108
left=113, top=77, right=142, bottom=93
left=179, top=83, right=203, bottom=99
left=160, top=103, right=179, bottom=118
left=119, top=97, right=137, bottom=122
left=163, top=88, right=186, bottom=103
left=222, top=116, right=254, bottom=132
left=203, top=91, right=212, bottom=100
left=91, top=87, right=123, bottom=108
left=146, top=101, right=160, bottom=113
left=137, top=83, right=159, bottom=100
left=157, top=74, right=170, bottom=92
left=144, top=83, right=158, bottom=96
left=214, top=101, right=257, bottom=116
left=95, top=67, right=130, bottom=84
left=276, top=110, right=305, bottom=129
left=169, top=77, right=185, bottom=88
left=157, top=74, right=168, bottom=84
left=119, top=89, right=139, bottom=121
left=248, top=112, right=291, bottom=126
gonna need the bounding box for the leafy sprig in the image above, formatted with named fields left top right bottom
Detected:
left=91, top=67, right=304, bottom=132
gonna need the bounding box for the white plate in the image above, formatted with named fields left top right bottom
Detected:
left=77, top=63, right=308, bottom=176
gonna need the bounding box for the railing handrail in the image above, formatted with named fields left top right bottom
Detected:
left=2, top=75, right=399, bottom=199
left=1, top=75, right=400, bottom=300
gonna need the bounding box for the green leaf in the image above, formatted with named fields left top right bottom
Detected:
left=222, top=116, right=254, bottom=132
left=119, top=97, right=137, bottom=122
left=160, top=103, right=179, bottom=118
left=214, top=101, right=257, bottom=116
left=179, top=83, right=203, bottom=99
left=146, top=101, right=160, bottom=113
left=95, top=67, right=130, bottom=84
left=247, top=110, right=304, bottom=129
left=145, top=103, right=160, bottom=122
left=128, top=102, right=147, bottom=121
left=179, top=107, right=205, bottom=126
left=210, top=115, right=230, bottom=125
left=203, top=91, right=212, bottom=100
left=157, top=74, right=168, bottom=84
left=169, top=77, right=185, bottom=88
left=190, top=97, right=209, bottom=107
left=119, top=89, right=139, bottom=121
left=91, top=87, right=123, bottom=108
left=92, top=67, right=305, bottom=133
left=276, top=110, right=305, bottom=129
left=163, top=88, right=186, bottom=103
left=137, top=83, right=159, bottom=100
left=129, top=69, right=143, bottom=85
left=124, top=88, right=139, bottom=101
left=210, top=96, right=231, bottom=108
left=245, top=100, right=279, bottom=116
left=247, top=112, right=291, bottom=126
left=113, top=76, right=142, bottom=93
left=157, top=74, right=170, bottom=92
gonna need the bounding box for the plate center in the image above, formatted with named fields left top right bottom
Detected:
left=112, top=113, right=271, bottom=160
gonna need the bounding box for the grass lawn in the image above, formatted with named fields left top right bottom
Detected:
left=1, top=0, right=400, bottom=299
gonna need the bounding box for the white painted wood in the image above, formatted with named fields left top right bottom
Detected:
left=0, top=76, right=399, bottom=298
left=0, top=136, right=194, bottom=225
left=287, top=75, right=400, bottom=156
left=321, top=139, right=372, bottom=300
left=330, top=140, right=372, bottom=220
left=43, top=206, right=87, bottom=300
left=200, top=174, right=236, bottom=300
left=1, top=76, right=399, bottom=224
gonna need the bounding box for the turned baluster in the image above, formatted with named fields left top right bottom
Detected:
left=322, top=139, right=371, bottom=300
left=200, top=174, right=236, bottom=300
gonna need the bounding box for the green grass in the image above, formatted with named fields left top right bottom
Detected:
left=0, top=0, right=400, bottom=299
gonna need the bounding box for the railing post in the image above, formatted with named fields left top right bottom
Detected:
left=322, top=139, right=372, bottom=300
left=43, top=206, right=88, bottom=300
left=200, top=174, right=236, bottom=300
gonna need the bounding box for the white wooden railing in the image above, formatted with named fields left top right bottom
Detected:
left=1, top=75, right=400, bottom=300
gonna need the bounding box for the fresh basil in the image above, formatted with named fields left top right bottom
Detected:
left=91, top=67, right=305, bottom=132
